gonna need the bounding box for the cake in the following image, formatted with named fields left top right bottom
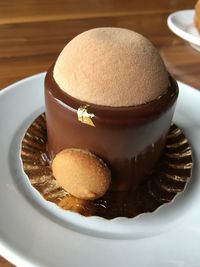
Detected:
left=195, top=0, right=200, bottom=32
left=45, top=27, right=178, bottom=202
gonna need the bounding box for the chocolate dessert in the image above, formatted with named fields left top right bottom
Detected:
left=45, top=28, right=179, bottom=209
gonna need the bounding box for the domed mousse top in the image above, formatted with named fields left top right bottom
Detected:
left=53, top=27, right=169, bottom=107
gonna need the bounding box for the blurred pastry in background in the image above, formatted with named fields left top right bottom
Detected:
left=194, top=0, right=200, bottom=32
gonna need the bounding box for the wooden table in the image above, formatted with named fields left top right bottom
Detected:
left=0, top=0, right=199, bottom=266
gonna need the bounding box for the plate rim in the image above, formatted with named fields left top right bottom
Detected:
left=167, top=9, right=200, bottom=47
left=0, top=73, right=200, bottom=267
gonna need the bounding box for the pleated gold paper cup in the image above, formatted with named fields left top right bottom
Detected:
left=21, top=114, right=193, bottom=219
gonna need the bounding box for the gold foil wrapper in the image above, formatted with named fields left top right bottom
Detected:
left=21, top=114, right=193, bottom=219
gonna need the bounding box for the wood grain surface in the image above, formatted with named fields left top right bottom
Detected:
left=0, top=0, right=199, bottom=266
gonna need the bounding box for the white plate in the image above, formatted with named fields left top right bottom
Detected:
left=167, top=10, right=200, bottom=51
left=0, top=74, right=200, bottom=267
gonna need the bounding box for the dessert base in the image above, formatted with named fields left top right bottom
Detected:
left=21, top=114, right=193, bottom=219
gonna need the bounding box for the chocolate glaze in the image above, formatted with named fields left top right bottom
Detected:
left=45, top=65, right=178, bottom=192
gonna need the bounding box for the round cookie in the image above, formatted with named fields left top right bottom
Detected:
left=52, top=148, right=111, bottom=200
